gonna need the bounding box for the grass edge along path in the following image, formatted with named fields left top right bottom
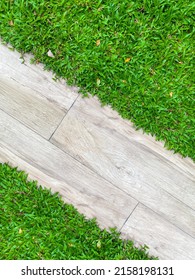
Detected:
left=0, top=163, right=157, bottom=260
left=0, top=0, right=194, bottom=161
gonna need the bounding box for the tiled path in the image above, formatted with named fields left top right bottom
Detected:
left=0, top=43, right=195, bottom=259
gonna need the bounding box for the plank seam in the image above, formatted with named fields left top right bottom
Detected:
left=48, top=95, right=80, bottom=141
left=133, top=202, right=195, bottom=240
left=119, top=202, right=139, bottom=233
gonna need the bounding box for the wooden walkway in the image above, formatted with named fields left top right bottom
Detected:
left=0, top=43, right=195, bottom=260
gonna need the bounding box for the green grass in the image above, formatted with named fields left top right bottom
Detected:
left=0, top=163, right=156, bottom=260
left=0, top=0, right=194, bottom=160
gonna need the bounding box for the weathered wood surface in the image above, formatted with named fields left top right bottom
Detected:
left=51, top=96, right=195, bottom=238
left=0, top=75, right=65, bottom=139
left=0, top=43, right=78, bottom=110
left=121, top=204, right=195, bottom=260
left=0, top=110, right=138, bottom=229
left=1, top=42, right=195, bottom=259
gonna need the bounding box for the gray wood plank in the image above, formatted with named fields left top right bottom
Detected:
left=0, top=75, right=66, bottom=139
left=51, top=96, right=195, bottom=237
left=55, top=95, right=195, bottom=178
left=0, top=42, right=78, bottom=111
left=0, top=109, right=138, bottom=229
left=0, top=144, right=73, bottom=205
left=121, top=203, right=195, bottom=260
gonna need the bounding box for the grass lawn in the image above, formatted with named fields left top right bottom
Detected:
left=0, top=0, right=194, bottom=160
left=0, top=163, right=156, bottom=260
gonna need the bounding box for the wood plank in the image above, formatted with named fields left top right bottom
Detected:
left=0, top=144, right=73, bottom=205
left=0, top=42, right=78, bottom=111
left=51, top=96, right=195, bottom=237
left=0, top=75, right=65, bottom=139
left=53, top=95, right=195, bottom=178
left=0, top=109, right=138, bottom=229
left=121, top=203, right=195, bottom=260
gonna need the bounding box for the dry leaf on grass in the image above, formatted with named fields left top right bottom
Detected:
left=125, top=57, right=131, bottom=63
left=96, top=78, right=101, bottom=86
left=47, top=50, right=55, bottom=58
left=96, top=40, right=100, bottom=46
left=8, top=20, right=14, bottom=26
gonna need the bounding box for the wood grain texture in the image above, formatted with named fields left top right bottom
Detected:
left=0, top=75, right=65, bottom=139
left=54, top=95, right=195, bottom=178
left=121, top=204, right=195, bottom=260
left=0, top=42, right=78, bottom=111
left=0, top=110, right=138, bottom=229
left=1, top=42, right=195, bottom=260
left=51, top=96, right=195, bottom=237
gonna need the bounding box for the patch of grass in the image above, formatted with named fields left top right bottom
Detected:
left=0, top=163, right=156, bottom=260
left=0, top=0, right=194, bottom=160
